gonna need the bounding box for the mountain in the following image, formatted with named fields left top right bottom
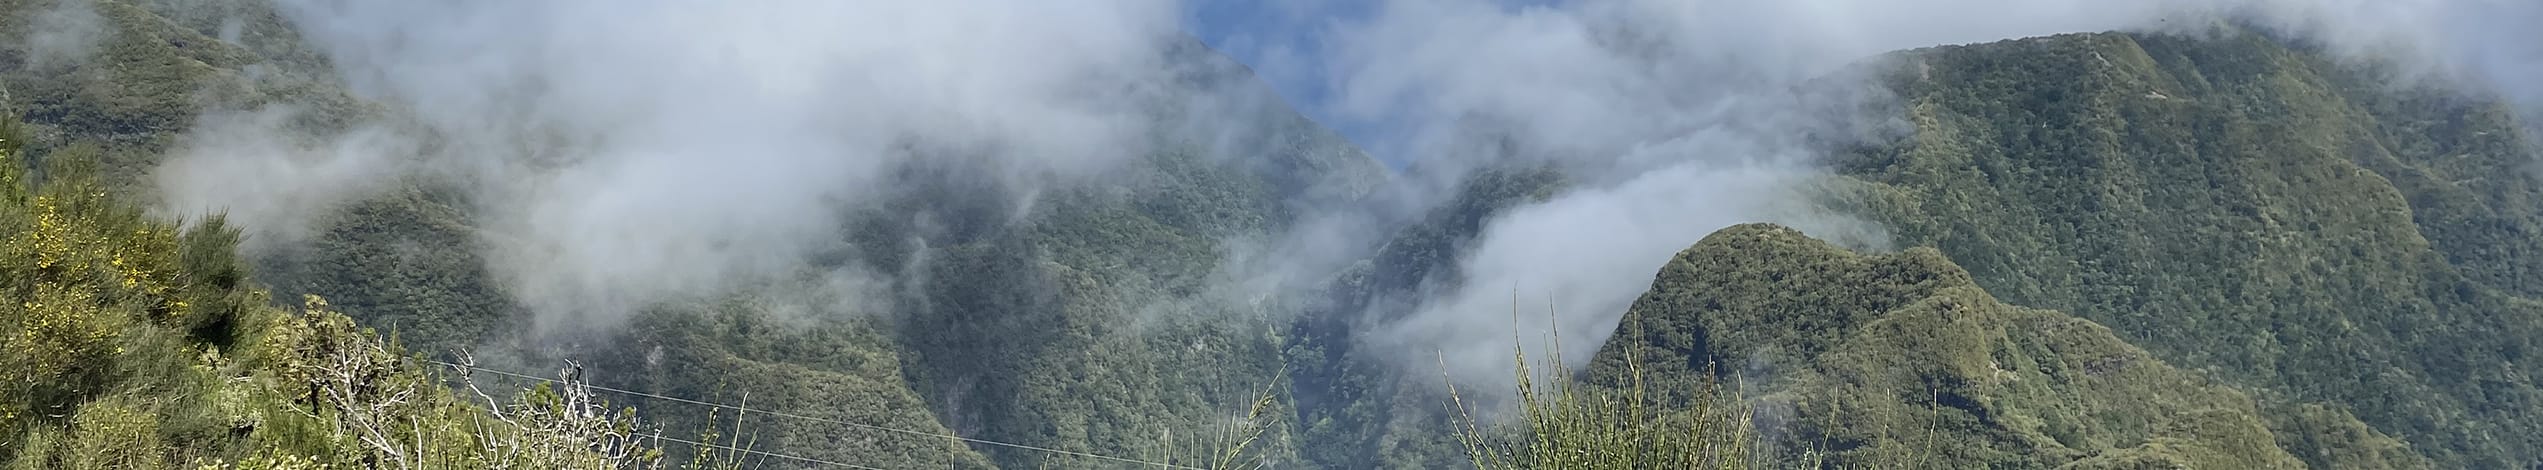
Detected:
left=6, top=2, right=2543, bottom=469
left=1327, top=25, right=2542, bottom=469
left=0, top=114, right=680, bottom=468
left=1836, top=29, right=2543, bottom=468
left=561, top=35, right=1390, bottom=469
left=1590, top=224, right=2424, bottom=469
left=1282, top=166, right=1569, bottom=469
left=4, top=1, right=1394, bottom=468
left=0, top=0, right=361, bottom=188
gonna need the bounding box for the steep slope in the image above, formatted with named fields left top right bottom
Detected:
left=1836, top=30, right=2543, bottom=468
left=1591, top=224, right=2426, bottom=469
left=0, top=118, right=669, bottom=469
left=253, top=185, right=519, bottom=356
left=7, top=1, right=1395, bottom=468
left=28, top=2, right=2543, bottom=468
left=330, top=50, right=1388, bottom=468
left=0, top=0, right=477, bottom=354
left=598, top=301, right=996, bottom=469
left=1282, top=167, right=1568, bottom=469
left=563, top=37, right=1392, bottom=468
left=0, top=0, right=363, bottom=187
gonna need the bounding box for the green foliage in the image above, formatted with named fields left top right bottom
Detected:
left=0, top=117, right=666, bottom=469
left=0, top=0, right=368, bottom=189
left=851, top=143, right=1348, bottom=468
left=1457, top=337, right=1766, bottom=470
left=31, top=4, right=2528, bottom=467
left=1838, top=29, right=2543, bottom=468
left=34, top=397, right=167, bottom=469
left=0, top=4, right=1391, bottom=466
left=256, top=184, right=521, bottom=355
left=593, top=302, right=996, bottom=470
left=1592, top=224, right=2398, bottom=469
left=0, top=127, right=218, bottom=462
left=1282, top=167, right=1567, bottom=470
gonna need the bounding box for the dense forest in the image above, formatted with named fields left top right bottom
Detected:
left=2, top=1, right=2539, bottom=469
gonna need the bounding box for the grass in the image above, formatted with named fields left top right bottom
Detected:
left=1158, top=370, right=1285, bottom=470
left=1447, top=305, right=1816, bottom=470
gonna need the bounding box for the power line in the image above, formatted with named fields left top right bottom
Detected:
left=432, top=360, right=1204, bottom=470
left=651, top=433, right=889, bottom=470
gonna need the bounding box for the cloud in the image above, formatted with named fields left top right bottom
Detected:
left=24, top=0, right=106, bottom=68
left=1296, top=0, right=2543, bottom=392
left=1370, top=160, right=1878, bottom=389
left=132, top=0, right=2541, bottom=383
left=159, top=0, right=1194, bottom=330
left=155, top=106, right=418, bottom=247
left=1313, top=0, right=2191, bottom=169
left=2231, top=0, right=2543, bottom=112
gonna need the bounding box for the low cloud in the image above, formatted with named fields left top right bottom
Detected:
left=1275, top=0, right=2543, bottom=392
left=23, top=0, right=105, bottom=69
left=127, top=0, right=2543, bottom=386
left=160, top=0, right=1196, bottom=330
left=156, top=107, right=417, bottom=247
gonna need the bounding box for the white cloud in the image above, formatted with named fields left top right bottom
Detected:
left=161, top=0, right=1193, bottom=330
left=1306, top=0, right=2542, bottom=393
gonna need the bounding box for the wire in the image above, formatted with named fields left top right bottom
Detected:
left=651, top=433, right=890, bottom=470
left=432, top=360, right=1204, bottom=470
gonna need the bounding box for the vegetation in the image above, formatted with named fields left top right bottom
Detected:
left=1455, top=327, right=1767, bottom=470
left=589, top=299, right=996, bottom=469
left=1838, top=28, right=2543, bottom=468
left=1592, top=224, right=2415, bottom=469
left=4, top=2, right=2541, bottom=468
left=0, top=116, right=671, bottom=468
left=0, top=3, right=1373, bottom=467
left=255, top=185, right=517, bottom=356
left=1283, top=167, right=1567, bottom=470
left=874, top=145, right=1324, bottom=468
left=0, top=0, right=364, bottom=191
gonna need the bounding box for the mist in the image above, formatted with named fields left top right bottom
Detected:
left=158, top=0, right=1194, bottom=330
left=1242, top=0, right=2543, bottom=390
left=128, top=0, right=2543, bottom=392
left=23, top=0, right=103, bottom=69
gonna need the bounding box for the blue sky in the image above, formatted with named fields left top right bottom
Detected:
left=1181, top=1, right=1358, bottom=103
left=1182, top=1, right=1379, bottom=154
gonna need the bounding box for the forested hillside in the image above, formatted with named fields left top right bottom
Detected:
left=13, top=1, right=1392, bottom=467
left=1593, top=224, right=2421, bottom=469
left=1837, top=30, right=2543, bottom=468
left=1283, top=167, right=1569, bottom=469
left=0, top=0, right=359, bottom=189
left=0, top=114, right=679, bottom=468
left=3, top=1, right=2541, bottom=469
left=1573, top=28, right=2543, bottom=470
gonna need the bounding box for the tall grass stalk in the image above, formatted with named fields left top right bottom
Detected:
left=1146, top=368, right=1284, bottom=470
left=1447, top=302, right=1778, bottom=469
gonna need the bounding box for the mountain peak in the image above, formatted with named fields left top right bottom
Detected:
left=1594, top=224, right=2423, bottom=469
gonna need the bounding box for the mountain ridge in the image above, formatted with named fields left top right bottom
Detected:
left=2, top=3, right=2540, bottom=469
left=1833, top=28, right=2543, bottom=468
left=1591, top=223, right=2426, bottom=469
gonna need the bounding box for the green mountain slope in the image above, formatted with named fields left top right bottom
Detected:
left=1591, top=224, right=2426, bottom=469
left=1283, top=167, right=1567, bottom=469
left=4, top=1, right=1391, bottom=467
left=0, top=118, right=670, bottom=469
left=3, top=1, right=1390, bottom=467
left=13, top=2, right=2543, bottom=468
left=1835, top=30, right=2543, bottom=468
left=0, top=0, right=473, bottom=359
left=598, top=302, right=996, bottom=469
left=568, top=38, right=1387, bottom=468
left=0, top=0, right=361, bottom=188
